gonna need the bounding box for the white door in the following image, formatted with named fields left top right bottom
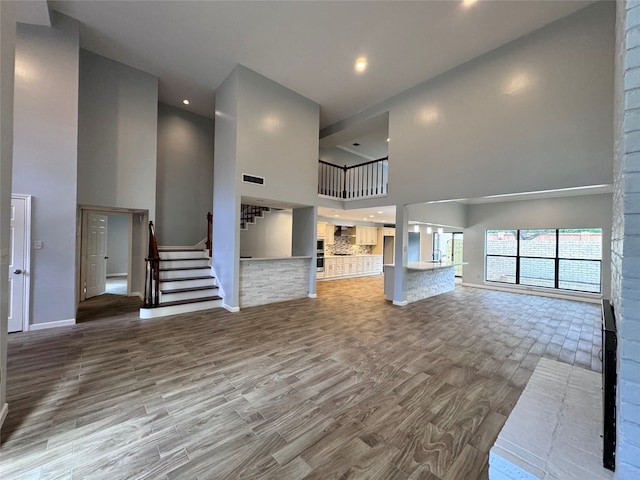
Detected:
left=85, top=213, right=108, bottom=299
left=9, top=197, right=28, bottom=333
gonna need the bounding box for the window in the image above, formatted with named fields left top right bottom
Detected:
left=485, top=228, right=602, bottom=293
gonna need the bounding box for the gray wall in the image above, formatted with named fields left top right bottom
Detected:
left=156, top=103, right=214, bottom=246
left=12, top=13, right=79, bottom=325
left=407, top=201, right=467, bottom=229
left=0, top=0, right=15, bottom=422
left=323, top=2, right=615, bottom=207
left=213, top=68, right=240, bottom=309
left=613, top=2, right=640, bottom=477
left=319, top=147, right=369, bottom=168
left=106, top=214, right=129, bottom=275
left=464, top=194, right=613, bottom=297
left=236, top=66, right=320, bottom=206
left=214, top=66, right=320, bottom=310
left=78, top=50, right=158, bottom=220
left=240, top=209, right=292, bottom=259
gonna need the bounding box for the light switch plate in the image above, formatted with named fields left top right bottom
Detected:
left=34, top=240, right=43, bottom=250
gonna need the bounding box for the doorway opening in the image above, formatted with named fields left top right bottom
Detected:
left=77, top=206, right=148, bottom=321
left=434, top=231, right=464, bottom=277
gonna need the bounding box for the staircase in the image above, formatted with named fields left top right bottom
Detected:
left=241, top=204, right=270, bottom=230
left=139, top=247, right=222, bottom=319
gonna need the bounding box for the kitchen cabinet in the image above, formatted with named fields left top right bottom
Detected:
left=364, top=256, right=373, bottom=273
left=324, top=223, right=335, bottom=244
left=324, top=257, right=336, bottom=278
left=317, top=255, right=384, bottom=280
left=335, top=258, right=344, bottom=277
left=373, top=255, right=383, bottom=274
left=383, top=227, right=395, bottom=237
left=343, top=256, right=357, bottom=275
left=317, top=221, right=326, bottom=239
left=354, top=226, right=378, bottom=245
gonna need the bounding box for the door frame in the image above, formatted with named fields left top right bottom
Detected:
left=11, top=194, right=31, bottom=332
left=77, top=205, right=147, bottom=303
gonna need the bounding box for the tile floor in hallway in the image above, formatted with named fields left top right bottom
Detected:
left=1, top=276, right=603, bottom=479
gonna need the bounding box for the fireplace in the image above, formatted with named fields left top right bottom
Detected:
left=601, top=299, right=617, bottom=471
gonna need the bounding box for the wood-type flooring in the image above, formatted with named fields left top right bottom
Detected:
left=1, top=277, right=602, bottom=479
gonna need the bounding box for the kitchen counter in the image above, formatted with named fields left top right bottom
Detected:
left=240, top=256, right=311, bottom=261
left=384, top=262, right=466, bottom=305
left=406, top=260, right=466, bottom=271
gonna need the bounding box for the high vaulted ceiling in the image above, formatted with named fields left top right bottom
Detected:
left=48, top=0, right=593, bottom=127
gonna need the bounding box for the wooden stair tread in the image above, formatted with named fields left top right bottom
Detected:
left=160, top=257, right=209, bottom=261
left=154, top=296, right=222, bottom=308
left=160, top=276, right=215, bottom=282
left=158, top=247, right=206, bottom=252
left=159, top=266, right=210, bottom=272
left=161, top=286, right=218, bottom=294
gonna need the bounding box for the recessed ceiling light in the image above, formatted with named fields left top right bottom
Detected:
left=334, top=214, right=339, bottom=217
left=369, top=215, right=375, bottom=218
left=386, top=137, right=390, bottom=142
left=377, top=211, right=383, bottom=214
left=462, top=0, right=478, bottom=8
left=182, top=99, right=190, bottom=105
left=355, top=57, right=368, bottom=73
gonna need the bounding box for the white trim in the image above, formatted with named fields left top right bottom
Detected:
left=0, top=402, right=7, bottom=430
left=461, top=282, right=602, bottom=304
left=130, top=292, right=143, bottom=300
left=393, top=300, right=409, bottom=306
left=222, top=303, right=240, bottom=313
left=12, top=194, right=32, bottom=333
left=29, top=318, right=76, bottom=330
left=107, top=273, right=127, bottom=278
left=308, top=293, right=317, bottom=298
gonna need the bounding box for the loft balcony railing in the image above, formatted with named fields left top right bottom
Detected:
left=318, top=157, right=388, bottom=200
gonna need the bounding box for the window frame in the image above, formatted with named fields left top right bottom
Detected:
left=485, top=228, right=602, bottom=294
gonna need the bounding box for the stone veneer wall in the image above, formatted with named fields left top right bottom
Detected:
left=613, top=1, right=640, bottom=477
left=239, top=258, right=311, bottom=308
left=405, top=267, right=455, bottom=304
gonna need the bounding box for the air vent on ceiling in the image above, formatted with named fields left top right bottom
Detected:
left=352, top=142, right=360, bottom=146
left=242, top=174, right=265, bottom=186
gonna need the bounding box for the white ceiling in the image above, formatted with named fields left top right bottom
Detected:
left=319, top=205, right=396, bottom=225
left=49, top=0, right=593, bottom=127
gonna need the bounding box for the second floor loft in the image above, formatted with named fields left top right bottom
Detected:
left=318, top=156, right=389, bottom=201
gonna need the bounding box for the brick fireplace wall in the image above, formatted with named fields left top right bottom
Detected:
left=613, top=1, right=640, bottom=477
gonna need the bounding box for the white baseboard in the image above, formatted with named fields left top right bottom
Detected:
left=393, top=300, right=408, bottom=306
left=308, top=293, right=317, bottom=298
left=29, top=318, right=76, bottom=331
left=0, top=402, right=7, bottom=430
left=222, top=303, right=240, bottom=313
left=461, top=282, right=602, bottom=304
left=107, top=273, right=127, bottom=278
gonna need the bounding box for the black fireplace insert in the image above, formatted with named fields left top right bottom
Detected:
left=601, top=299, right=617, bottom=471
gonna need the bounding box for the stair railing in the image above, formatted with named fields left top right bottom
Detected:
left=206, top=212, right=213, bottom=258
left=144, top=221, right=160, bottom=307
left=318, top=156, right=389, bottom=200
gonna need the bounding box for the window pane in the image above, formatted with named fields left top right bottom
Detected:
left=559, top=259, right=601, bottom=293
left=520, top=229, right=556, bottom=258
left=486, top=256, right=516, bottom=283
left=520, top=257, right=555, bottom=288
left=558, top=229, right=602, bottom=260
left=486, top=230, right=517, bottom=256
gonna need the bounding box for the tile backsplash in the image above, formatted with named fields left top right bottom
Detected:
left=325, top=236, right=372, bottom=255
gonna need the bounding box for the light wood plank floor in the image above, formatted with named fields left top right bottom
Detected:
left=1, top=277, right=602, bottom=479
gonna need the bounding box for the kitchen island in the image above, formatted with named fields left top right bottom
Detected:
left=384, top=261, right=466, bottom=304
